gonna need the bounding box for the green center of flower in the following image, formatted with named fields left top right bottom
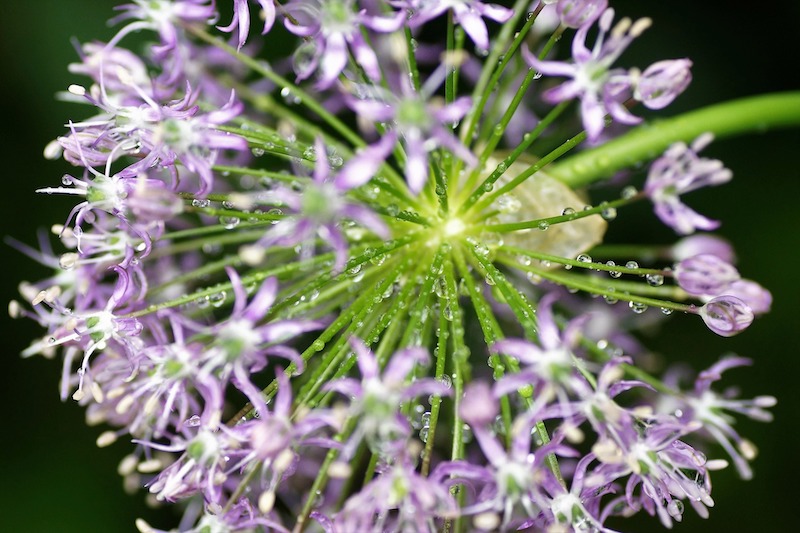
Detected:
left=396, top=98, right=431, bottom=131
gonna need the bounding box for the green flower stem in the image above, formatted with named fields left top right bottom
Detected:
left=499, top=257, right=696, bottom=313
left=440, top=257, right=467, bottom=533
left=404, top=26, right=422, bottom=93
left=460, top=0, right=540, bottom=145
left=457, top=101, right=571, bottom=212
left=549, top=91, right=800, bottom=187
left=146, top=229, right=267, bottom=259
left=307, top=244, right=439, bottom=409
left=589, top=243, right=674, bottom=262
left=157, top=218, right=273, bottom=242
left=295, top=256, right=413, bottom=407
left=294, top=416, right=359, bottom=533
left=478, top=195, right=633, bottom=232
left=470, top=129, right=588, bottom=214
left=125, top=250, right=331, bottom=319
left=466, top=248, right=564, bottom=486
left=421, top=285, right=452, bottom=477
left=473, top=25, right=566, bottom=162
left=469, top=249, right=537, bottom=339
left=183, top=205, right=283, bottom=222
left=452, top=245, right=514, bottom=440
left=499, top=245, right=666, bottom=277
left=147, top=255, right=241, bottom=297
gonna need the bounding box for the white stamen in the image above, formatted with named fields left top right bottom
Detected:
left=137, top=458, right=163, bottom=473
left=68, top=84, right=86, bottom=96
left=96, top=431, right=118, bottom=447
left=258, top=490, right=276, bottom=513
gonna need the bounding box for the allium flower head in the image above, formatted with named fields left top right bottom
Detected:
left=12, top=1, right=789, bottom=531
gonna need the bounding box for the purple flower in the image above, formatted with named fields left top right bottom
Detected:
left=198, top=269, right=324, bottom=412
left=257, top=136, right=392, bottom=271
left=218, top=0, right=277, bottom=50
left=283, top=0, right=405, bottom=88
left=325, top=337, right=450, bottom=458
left=644, top=133, right=733, bottom=234
left=58, top=83, right=248, bottom=195
left=404, top=0, right=514, bottom=52
left=634, top=59, right=693, bottom=110
left=524, top=8, right=651, bottom=140
left=23, top=266, right=144, bottom=401
left=492, top=292, right=590, bottom=405
left=347, top=74, right=477, bottom=192
left=111, top=1, right=217, bottom=49
left=670, top=356, right=776, bottom=480
left=142, top=425, right=251, bottom=503
left=236, top=369, right=340, bottom=513
left=136, top=497, right=290, bottom=533
left=433, top=382, right=572, bottom=529
left=590, top=415, right=715, bottom=528
left=556, top=0, right=608, bottom=29
left=335, top=452, right=458, bottom=532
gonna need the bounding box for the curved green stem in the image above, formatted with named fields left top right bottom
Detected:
left=549, top=92, right=800, bottom=187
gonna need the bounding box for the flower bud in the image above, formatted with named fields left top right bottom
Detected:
left=699, top=296, right=754, bottom=337
left=675, top=254, right=739, bottom=295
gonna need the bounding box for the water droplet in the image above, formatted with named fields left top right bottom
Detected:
left=606, top=261, right=622, bottom=278
left=561, top=207, right=575, bottom=216
left=185, top=415, right=201, bottom=427
left=302, top=146, right=317, bottom=161
left=629, top=301, right=648, bottom=314
left=192, top=198, right=211, bottom=208
left=251, top=147, right=265, bottom=157
left=526, top=11, right=535, bottom=20
left=601, top=205, right=617, bottom=220
left=461, top=423, right=473, bottom=443
left=419, top=426, right=429, bottom=443
left=576, top=254, right=592, bottom=264
left=209, top=291, right=227, bottom=308
left=280, top=87, right=300, bottom=104
left=473, top=242, right=490, bottom=257
left=660, top=307, right=674, bottom=315
left=621, top=186, right=638, bottom=199
left=219, top=216, right=240, bottom=229
left=646, top=273, right=664, bottom=286
left=625, top=260, right=639, bottom=270
left=538, top=221, right=550, bottom=231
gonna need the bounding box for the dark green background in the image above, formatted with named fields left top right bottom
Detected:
left=1, top=1, right=798, bottom=531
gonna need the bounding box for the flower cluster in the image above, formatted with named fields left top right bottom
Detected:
left=13, top=0, right=785, bottom=531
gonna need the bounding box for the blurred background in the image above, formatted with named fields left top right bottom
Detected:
left=1, top=1, right=798, bottom=531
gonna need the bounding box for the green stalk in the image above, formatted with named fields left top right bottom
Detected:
left=549, top=92, right=800, bottom=187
